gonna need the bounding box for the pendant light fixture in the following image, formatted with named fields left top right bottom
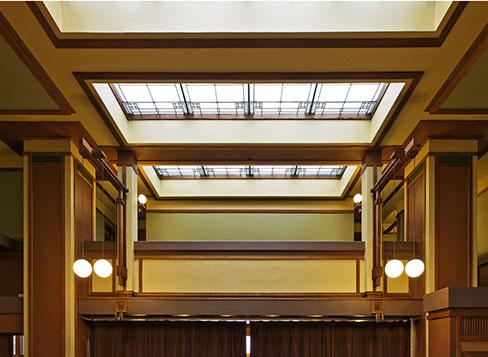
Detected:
left=94, top=163, right=113, bottom=279
left=73, top=156, right=92, bottom=278
left=384, top=160, right=404, bottom=279
left=73, top=248, right=92, bottom=279
left=138, top=194, right=147, bottom=205
left=94, top=258, right=113, bottom=278
left=385, top=259, right=404, bottom=278
left=385, top=238, right=403, bottom=279
left=353, top=193, right=362, bottom=204
left=405, top=154, right=425, bottom=278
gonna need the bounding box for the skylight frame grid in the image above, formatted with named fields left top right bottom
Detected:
left=153, top=165, right=347, bottom=180
left=111, top=82, right=388, bottom=120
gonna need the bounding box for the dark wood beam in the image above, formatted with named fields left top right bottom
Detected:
left=78, top=295, right=422, bottom=318
left=134, top=241, right=365, bottom=259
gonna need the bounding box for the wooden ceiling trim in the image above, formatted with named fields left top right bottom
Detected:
left=0, top=11, right=74, bottom=115
left=27, top=2, right=466, bottom=49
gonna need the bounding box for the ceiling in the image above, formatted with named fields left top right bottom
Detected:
left=442, top=48, right=488, bottom=110
left=0, top=35, right=57, bottom=111
left=0, top=1, right=486, bottom=155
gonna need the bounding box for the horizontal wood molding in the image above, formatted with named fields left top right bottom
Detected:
left=426, top=23, right=488, bottom=114
left=0, top=11, right=74, bottom=115
left=77, top=295, right=423, bottom=318
left=29, top=2, right=466, bottom=48
left=134, top=240, right=365, bottom=259
left=423, top=287, right=488, bottom=313
left=83, top=241, right=116, bottom=258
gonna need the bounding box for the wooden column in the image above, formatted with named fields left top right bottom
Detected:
left=24, top=140, right=96, bottom=357
left=362, top=150, right=382, bottom=292
left=406, top=139, right=478, bottom=357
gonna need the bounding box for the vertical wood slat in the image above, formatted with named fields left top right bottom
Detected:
left=29, top=156, right=65, bottom=357
left=461, top=316, right=488, bottom=337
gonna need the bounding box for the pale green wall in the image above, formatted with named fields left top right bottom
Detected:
left=0, top=171, right=23, bottom=239
left=146, top=213, right=354, bottom=241
left=478, top=191, right=488, bottom=255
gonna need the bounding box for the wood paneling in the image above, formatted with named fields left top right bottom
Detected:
left=429, top=316, right=454, bottom=357
left=29, top=156, right=65, bottom=357
left=435, top=156, right=472, bottom=290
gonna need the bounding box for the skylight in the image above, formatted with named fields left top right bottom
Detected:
left=112, top=83, right=387, bottom=119
left=153, top=165, right=347, bottom=179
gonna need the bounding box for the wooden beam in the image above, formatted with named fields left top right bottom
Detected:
left=133, top=241, right=365, bottom=259
left=78, top=296, right=422, bottom=318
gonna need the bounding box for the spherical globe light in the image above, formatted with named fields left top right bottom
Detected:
left=405, top=259, right=425, bottom=278
left=138, top=194, right=147, bottom=205
left=73, top=259, right=92, bottom=278
left=385, top=259, right=404, bottom=278
left=94, top=259, right=113, bottom=278
left=353, top=193, right=363, bottom=204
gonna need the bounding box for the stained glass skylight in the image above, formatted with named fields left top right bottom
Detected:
left=112, top=82, right=387, bottom=119
left=154, top=165, right=346, bottom=179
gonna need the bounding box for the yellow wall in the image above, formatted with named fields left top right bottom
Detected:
left=478, top=191, right=488, bottom=255
left=0, top=171, right=23, bottom=239
left=141, top=259, right=357, bottom=293
left=385, top=259, right=410, bottom=293
left=146, top=212, right=354, bottom=241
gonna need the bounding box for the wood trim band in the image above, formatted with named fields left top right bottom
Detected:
left=28, top=2, right=466, bottom=48
left=77, top=295, right=423, bottom=318
left=426, top=24, right=488, bottom=114
left=0, top=11, right=74, bottom=115
left=134, top=241, right=365, bottom=259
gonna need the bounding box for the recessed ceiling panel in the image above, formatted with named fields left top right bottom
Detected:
left=441, top=49, right=488, bottom=110
left=0, top=36, right=58, bottom=111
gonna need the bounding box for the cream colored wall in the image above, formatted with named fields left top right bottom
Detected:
left=141, top=259, right=357, bottom=293
left=0, top=171, right=23, bottom=239
left=50, top=2, right=440, bottom=33
left=385, top=259, right=409, bottom=293
left=477, top=191, right=488, bottom=255
left=146, top=212, right=354, bottom=241
left=478, top=154, right=488, bottom=255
